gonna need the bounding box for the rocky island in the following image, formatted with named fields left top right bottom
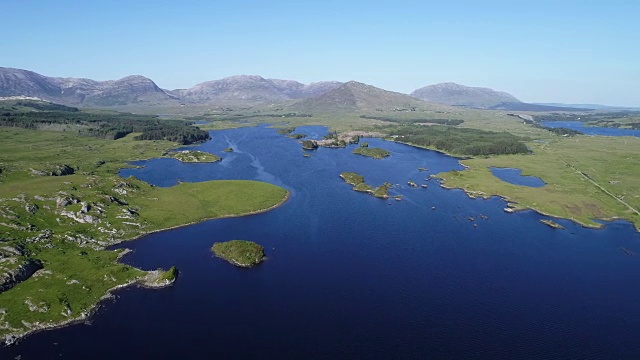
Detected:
left=540, top=219, right=565, bottom=229
left=211, top=240, right=266, bottom=268
left=169, top=150, right=221, bottom=163
left=340, top=172, right=396, bottom=199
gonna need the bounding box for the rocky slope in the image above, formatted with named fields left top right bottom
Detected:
left=0, top=67, right=177, bottom=106
left=411, top=82, right=521, bottom=108
left=0, top=68, right=342, bottom=107
left=181, top=75, right=342, bottom=104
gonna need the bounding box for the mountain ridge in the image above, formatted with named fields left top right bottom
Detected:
left=288, top=81, right=451, bottom=114
left=411, top=82, right=521, bottom=108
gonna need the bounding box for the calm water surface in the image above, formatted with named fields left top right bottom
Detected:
left=540, top=121, right=640, bottom=137
left=490, top=167, right=546, bottom=187
left=4, top=125, right=640, bottom=359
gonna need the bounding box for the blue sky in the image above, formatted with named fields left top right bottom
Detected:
left=3, top=1, right=639, bottom=106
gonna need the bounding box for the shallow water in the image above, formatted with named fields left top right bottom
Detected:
left=4, top=125, right=640, bottom=359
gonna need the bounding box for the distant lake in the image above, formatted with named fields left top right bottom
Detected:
left=490, top=167, right=546, bottom=187
left=5, top=125, right=640, bottom=359
left=540, top=121, right=640, bottom=137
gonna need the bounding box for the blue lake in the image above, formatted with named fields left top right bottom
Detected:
left=490, top=167, right=546, bottom=187
left=4, top=125, right=640, bottom=359
left=540, top=121, right=640, bottom=137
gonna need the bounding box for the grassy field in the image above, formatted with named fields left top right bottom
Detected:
left=0, top=127, right=288, bottom=341
left=438, top=135, right=640, bottom=229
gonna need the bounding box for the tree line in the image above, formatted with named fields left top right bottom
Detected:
left=379, top=125, right=529, bottom=156
left=360, top=115, right=464, bottom=126
left=0, top=110, right=210, bottom=144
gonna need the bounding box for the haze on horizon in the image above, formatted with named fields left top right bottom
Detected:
left=4, top=0, right=639, bottom=107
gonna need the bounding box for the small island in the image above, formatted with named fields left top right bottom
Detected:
left=540, top=219, right=565, bottom=229
left=301, top=140, right=319, bottom=150
left=170, top=150, right=221, bottom=163
left=223, top=147, right=234, bottom=152
left=340, top=172, right=396, bottom=199
left=353, top=147, right=390, bottom=159
left=211, top=240, right=266, bottom=267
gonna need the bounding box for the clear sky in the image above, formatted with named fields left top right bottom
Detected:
left=3, top=0, right=639, bottom=106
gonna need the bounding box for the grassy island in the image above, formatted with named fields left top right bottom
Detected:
left=170, top=150, right=221, bottom=163
left=211, top=240, right=265, bottom=267
left=340, top=172, right=394, bottom=199
left=353, top=147, right=390, bottom=159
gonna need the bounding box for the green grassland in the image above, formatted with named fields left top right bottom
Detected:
left=211, top=240, right=266, bottom=267
left=0, top=127, right=288, bottom=341
left=438, top=136, right=640, bottom=229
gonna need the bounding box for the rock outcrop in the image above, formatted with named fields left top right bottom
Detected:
left=0, top=258, right=43, bottom=292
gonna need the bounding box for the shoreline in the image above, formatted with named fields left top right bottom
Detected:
left=436, top=178, right=639, bottom=232
left=1, top=190, right=290, bottom=347
left=114, top=189, right=291, bottom=246
left=2, top=279, right=138, bottom=346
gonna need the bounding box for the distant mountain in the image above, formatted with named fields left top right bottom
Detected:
left=411, top=82, right=521, bottom=108
left=290, top=81, right=443, bottom=113
left=488, top=102, right=592, bottom=112
left=181, top=75, right=342, bottom=104
left=0, top=67, right=177, bottom=106
left=533, top=103, right=639, bottom=111
left=0, top=68, right=344, bottom=108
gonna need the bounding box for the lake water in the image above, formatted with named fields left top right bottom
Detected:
left=490, top=167, right=546, bottom=187
left=4, top=125, right=640, bottom=359
left=540, top=121, right=640, bottom=137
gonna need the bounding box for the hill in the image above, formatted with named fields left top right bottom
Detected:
left=290, top=81, right=447, bottom=114
left=411, top=82, right=521, bottom=108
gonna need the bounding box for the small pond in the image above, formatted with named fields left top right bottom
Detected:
left=490, top=167, right=546, bottom=187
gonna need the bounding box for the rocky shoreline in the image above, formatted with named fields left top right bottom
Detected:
left=0, top=190, right=290, bottom=346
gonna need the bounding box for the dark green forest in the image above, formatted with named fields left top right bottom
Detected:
left=380, top=125, right=529, bottom=156
left=0, top=107, right=210, bottom=144
left=360, top=115, right=464, bottom=126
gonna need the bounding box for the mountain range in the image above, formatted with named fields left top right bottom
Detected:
left=0, top=67, right=593, bottom=112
